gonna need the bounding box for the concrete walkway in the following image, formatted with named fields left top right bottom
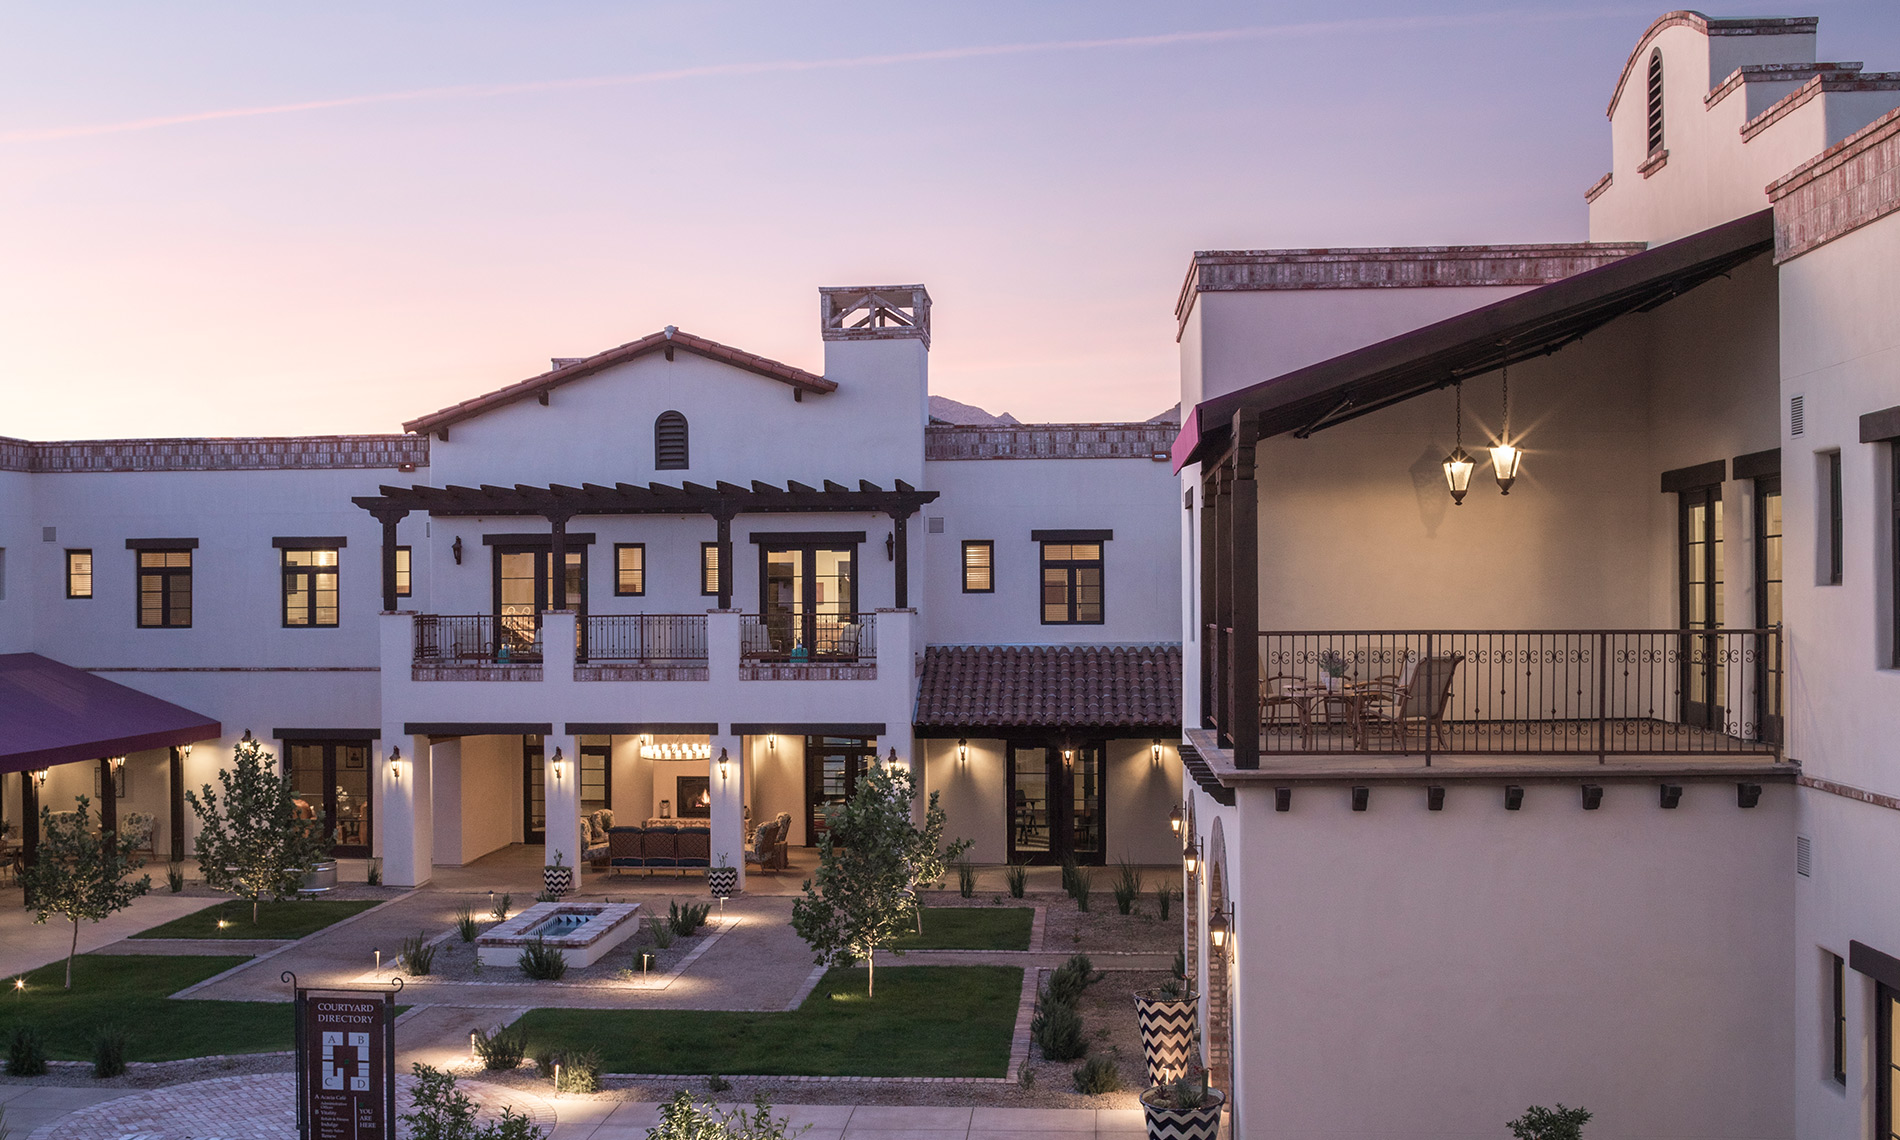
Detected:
left=0, top=887, right=221, bottom=978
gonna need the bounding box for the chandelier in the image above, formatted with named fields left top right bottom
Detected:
left=640, top=742, right=712, bottom=761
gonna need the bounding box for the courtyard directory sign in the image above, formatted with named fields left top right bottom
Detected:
left=286, top=971, right=399, bottom=1140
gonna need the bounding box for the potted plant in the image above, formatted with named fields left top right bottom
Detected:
left=707, top=853, right=738, bottom=899
left=543, top=849, right=573, bottom=899
left=1140, top=1066, right=1224, bottom=1140
left=1318, top=649, right=1350, bottom=691
left=1132, top=977, right=1197, bottom=1087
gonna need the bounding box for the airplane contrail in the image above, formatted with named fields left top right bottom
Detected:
left=1, top=9, right=1641, bottom=145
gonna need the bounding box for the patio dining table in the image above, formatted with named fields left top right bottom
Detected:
left=1281, top=681, right=1367, bottom=749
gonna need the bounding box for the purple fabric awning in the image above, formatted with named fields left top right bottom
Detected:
left=0, top=653, right=221, bottom=773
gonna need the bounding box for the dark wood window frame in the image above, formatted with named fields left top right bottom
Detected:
left=127, top=538, right=197, bottom=629
left=1882, top=982, right=1900, bottom=1137
left=1747, top=462, right=1783, bottom=744
left=962, top=540, right=994, bottom=593
left=395, top=546, right=412, bottom=597
left=279, top=544, right=342, bottom=629
left=1827, top=449, right=1844, bottom=586
left=1832, top=950, right=1848, bottom=1086
left=1003, top=737, right=1108, bottom=866
left=1891, top=443, right=1900, bottom=668
left=65, top=548, right=92, bottom=599
left=1036, top=530, right=1110, bottom=626
left=614, top=543, right=646, bottom=596
left=701, top=542, right=720, bottom=597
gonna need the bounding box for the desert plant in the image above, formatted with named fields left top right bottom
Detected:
left=1072, top=866, right=1093, bottom=912
left=1153, top=1066, right=1212, bottom=1111
left=1508, top=1104, right=1592, bottom=1140
left=91, top=1025, right=128, bottom=1078
left=185, top=736, right=330, bottom=924
left=166, top=864, right=185, bottom=893
left=456, top=907, right=478, bottom=943
left=490, top=892, right=511, bottom=921
left=518, top=938, right=567, bottom=980
left=1059, top=853, right=1079, bottom=897
left=471, top=1025, right=526, bottom=1071
left=17, top=797, right=151, bottom=989
left=530, top=1046, right=559, bottom=1079
left=956, top=859, right=978, bottom=899
left=648, top=916, right=677, bottom=949
left=401, top=1063, right=542, bottom=1140
left=0, top=1103, right=10, bottom=1140
left=1017, top=1066, right=1036, bottom=1088
left=366, top=857, right=382, bottom=887
left=1155, top=882, right=1177, bottom=921
left=668, top=899, right=711, bottom=937
left=533, top=890, right=559, bottom=903
left=554, top=1048, right=600, bottom=1094
left=400, top=932, right=437, bottom=976
left=1112, top=862, right=1143, bottom=915
left=1031, top=992, right=1087, bottom=1061
left=1004, top=862, right=1029, bottom=898
left=1072, top=1054, right=1122, bottom=1095
left=706, top=1073, right=732, bottom=1092
left=6, top=1025, right=48, bottom=1076
left=1048, top=954, right=1102, bottom=1005
left=648, top=1091, right=801, bottom=1140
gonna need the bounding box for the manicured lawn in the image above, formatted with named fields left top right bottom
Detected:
left=0, top=955, right=291, bottom=1061
left=131, top=898, right=381, bottom=940
left=892, top=906, right=1033, bottom=951
left=512, top=965, right=1022, bottom=1077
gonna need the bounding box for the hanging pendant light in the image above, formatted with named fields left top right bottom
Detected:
left=1443, top=381, right=1474, bottom=506
left=1490, top=348, right=1522, bottom=495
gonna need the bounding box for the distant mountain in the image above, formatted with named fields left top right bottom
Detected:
left=928, top=396, right=1021, bottom=426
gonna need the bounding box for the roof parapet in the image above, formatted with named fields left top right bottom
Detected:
left=819, top=285, right=931, bottom=349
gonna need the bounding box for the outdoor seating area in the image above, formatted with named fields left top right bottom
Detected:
left=603, top=821, right=713, bottom=875
left=744, top=812, right=793, bottom=872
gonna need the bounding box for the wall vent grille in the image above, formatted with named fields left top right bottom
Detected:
left=41, top=526, right=55, bottom=542
left=1797, top=835, right=1812, bottom=877
left=1791, top=395, right=1805, bottom=437
left=927, top=516, right=945, bottom=534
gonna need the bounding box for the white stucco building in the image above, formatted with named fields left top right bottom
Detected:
left=1172, top=11, right=1900, bottom=1139
left=1, top=285, right=1183, bottom=897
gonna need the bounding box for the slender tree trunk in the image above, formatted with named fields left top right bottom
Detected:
left=66, top=916, right=78, bottom=989
left=253, top=894, right=260, bottom=924
left=867, top=950, right=875, bottom=999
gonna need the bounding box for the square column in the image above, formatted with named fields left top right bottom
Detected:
left=710, top=731, right=745, bottom=892
left=540, top=612, right=584, bottom=876
left=378, top=728, right=432, bottom=888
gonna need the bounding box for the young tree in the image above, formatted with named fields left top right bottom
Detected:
left=186, top=735, right=332, bottom=923
left=18, top=795, right=152, bottom=989
left=790, top=758, right=968, bottom=997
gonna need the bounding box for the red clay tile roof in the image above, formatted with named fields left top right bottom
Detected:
left=914, top=644, right=1181, bottom=731
left=404, top=327, right=836, bottom=437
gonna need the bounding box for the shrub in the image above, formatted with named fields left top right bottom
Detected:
left=648, top=916, right=676, bottom=950
left=1072, top=867, right=1093, bottom=912
left=1059, top=854, right=1079, bottom=897
left=533, top=890, right=559, bottom=903
left=5, top=1025, right=47, bottom=1076
left=1031, top=993, right=1087, bottom=1061
left=91, top=1025, right=128, bottom=1078
left=400, top=933, right=437, bottom=976
left=554, top=1048, right=600, bottom=1094
left=1017, top=1066, right=1036, bottom=1088
left=489, top=893, right=511, bottom=921
left=1048, top=954, right=1102, bottom=1005
left=1112, top=862, right=1143, bottom=916
left=518, top=938, right=567, bottom=981
left=1155, top=882, right=1176, bottom=921
left=1004, top=862, right=1029, bottom=899
left=456, top=907, right=478, bottom=943
left=530, top=1046, right=558, bottom=1079
left=366, top=858, right=382, bottom=887
left=401, top=1063, right=541, bottom=1140
left=166, top=864, right=185, bottom=894
left=668, top=899, right=711, bottom=937
left=706, top=1073, right=732, bottom=1093
left=1508, top=1105, right=1592, bottom=1140
left=955, top=860, right=978, bottom=899
left=649, top=1091, right=800, bottom=1140
left=472, top=1025, right=526, bottom=1071
left=1072, top=1055, right=1122, bottom=1095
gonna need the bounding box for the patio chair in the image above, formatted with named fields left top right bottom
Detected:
left=1259, top=669, right=1314, bottom=747
left=1357, top=653, right=1464, bottom=753
left=744, top=819, right=781, bottom=874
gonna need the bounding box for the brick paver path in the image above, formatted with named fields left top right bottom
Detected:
left=24, top=1073, right=553, bottom=1140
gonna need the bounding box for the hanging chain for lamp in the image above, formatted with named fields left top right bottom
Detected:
left=1443, top=381, right=1474, bottom=505
left=1489, top=344, right=1523, bottom=495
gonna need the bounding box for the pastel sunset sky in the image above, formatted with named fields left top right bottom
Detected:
left=4, top=2, right=1896, bottom=439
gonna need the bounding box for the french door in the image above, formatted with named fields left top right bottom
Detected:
left=805, top=736, right=875, bottom=845
left=523, top=735, right=546, bottom=844
left=760, top=543, right=858, bottom=657
left=286, top=741, right=372, bottom=857
left=1006, top=740, right=1105, bottom=865
left=493, top=548, right=585, bottom=659
left=1754, top=476, right=1783, bottom=743
left=1677, top=486, right=1724, bottom=728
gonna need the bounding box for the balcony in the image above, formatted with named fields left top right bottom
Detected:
left=407, top=612, right=880, bottom=681
left=739, top=612, right=878, bottom=680
left=1200, top=627, right=1783, bottom=768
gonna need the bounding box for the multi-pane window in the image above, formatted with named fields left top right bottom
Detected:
left=1880, top=983, right=1900, bottom=1136
left=66, top=549, right=93, bottom=598
left=395, top=546, right=412, bottom=597
left=1041, top=542, right=1104, bottom=625
left=615, top=543, right=646, bottom=596
left=282, top=548, right=340, bottom=628
left=1826, top=450, right=1844, bottom=585
left=962, top=541, right=993, bottom=593
left=137, top=550, right=192, bottom=627
left=701, top=542, right=721, bottom=596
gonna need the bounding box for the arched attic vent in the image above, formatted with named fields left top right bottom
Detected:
left=655, top=410, right=689, bottom=470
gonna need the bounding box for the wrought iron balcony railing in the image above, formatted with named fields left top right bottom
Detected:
left=578, top=614, right=707, bottom=665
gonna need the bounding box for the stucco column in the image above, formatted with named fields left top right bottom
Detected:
left=710, top=730, right=745, bottom=892
left=378, top=729, right=432, bottom=888
left=543, top=730, right=582, bottom=877
left=706, top=608, right=740, bottom=680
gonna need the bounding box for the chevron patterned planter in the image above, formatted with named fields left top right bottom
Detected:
left=1139, top=1085, right=1224, bottom=1140
left=1133, top=989, right=1198, bottom=1086
left=543, top=865, right=573, bottom=899
left=707, top=865, right=739, bottom=898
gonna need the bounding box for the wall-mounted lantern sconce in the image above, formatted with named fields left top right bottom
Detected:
left=957, top=739, right=968, bottom=764
left=885, top=532, right=896, bottom=562
left=1062, top=746, right=1074, bottom=768
left=1183, top=837, right=1201, bottom=876
left=452, top=536, right=464, bottom=565
left=886, top=747, right=903, bottom=771
left=718, top=749, right=731, bottom=782
left=1350, top=786, right=1370, bottom=812
left=241, top=729, right=255, bottom=744
left=1167, top=804, right=1183, bottom=836
left=108, top=756, right=126, bottom=772
left=1151, top=739, right=1163, bottom=764
left=1581, top=784, right=1604, bottom=811
left=1659, top=784, right=1683, bottom=809
left=178, top=743, right=193, bottom=760
left=1208, top=905, right=1233, bottom=955
left=1738, top=783, right=1762, bottom=809
left=550, top=748, right=565, bottom=781
left=1426, top=786, right=1446, bottom=812
left=388, top=747, right=403, bottom=781
left=29, top=768, right=49, bottom=789
left=1504, top=784, right=1524, bottom=811
left=768, top=733, right=777, bottom=751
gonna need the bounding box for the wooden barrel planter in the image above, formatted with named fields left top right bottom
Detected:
left=1132, top=988, right=1198, bottom=1086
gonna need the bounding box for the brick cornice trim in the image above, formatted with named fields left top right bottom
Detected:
left=1741, top=72, right=1900, bottom=144
left=1584, top=171, right=1613, bottom=203
left=1769, top=107, right=1900, bottom=262
left=1800, top=772, right=1900, bottom=812
left=1606, top=12, right=1817, bottom=119
left=0, top=434, right=428, bottom=474
left=1706, top=62, right=1863, bottom=110
left=925, top=423, right=1174, bottom=461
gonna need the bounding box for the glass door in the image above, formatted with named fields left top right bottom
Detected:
left=1754, top=477, right=1783, bottom=743
left=1007, top=740, right=1106, bottom=865
left=1068, top=744, right=1104, bottom=862
left=494, top=548, right=585, bottom=660
left=579, top=737, right=612, bottom=815
left=523, top=735, right=546, bottom=844
left=1009, top=745, right=1052, bottom=860
left=286, top=741, right=372, bottom=857
left=760, top=544, right=858, bottom=658
left=1881, top=983, right=1900, bottom=1140
left=804, top=736, right=873, bottom=845
left=1678, top=488, right=1724, bottom=729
